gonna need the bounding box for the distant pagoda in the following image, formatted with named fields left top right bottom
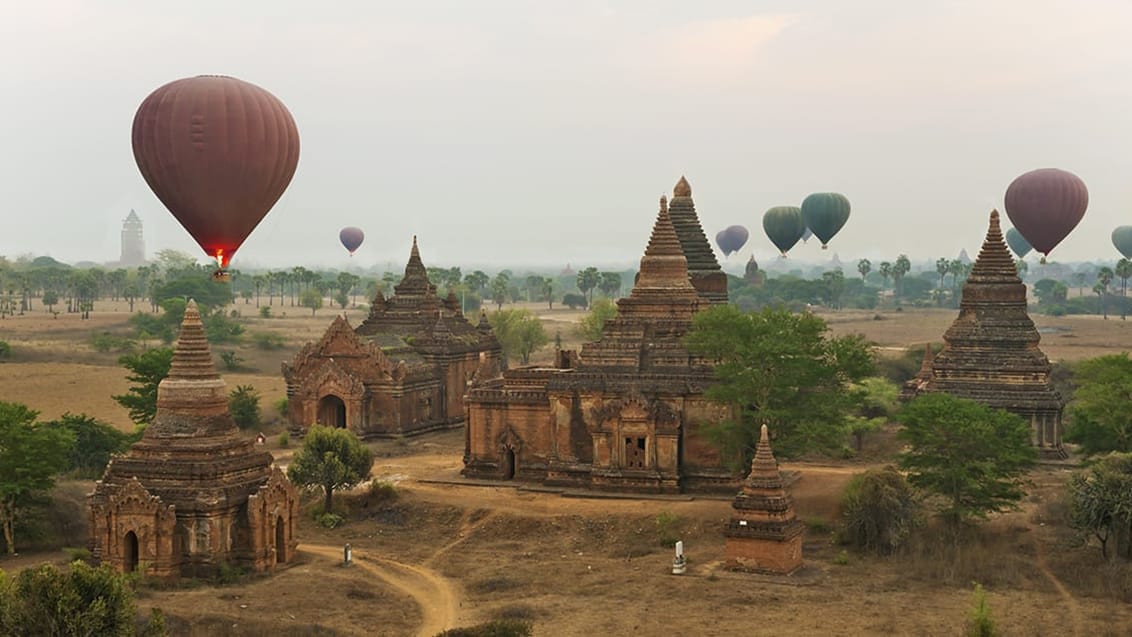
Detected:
left=901, top=210, right=1065, bottom=457
left=90, top=301, right=298, bottom=578
left=119, top=209, right=145, bottom=266
left=724, top=425, right=804, bottom=574
left=667, top=177, right=728, bottom=304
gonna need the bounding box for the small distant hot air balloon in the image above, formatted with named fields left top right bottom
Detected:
left=1005, top=228, right=1032, bottom=259
left=715, top=225, right=749, bottom=257
left=801, top=227, right=814, bottom=243
left=1113, top=226, right=1132, bottom=260
left=1004, top=168, right=1088, bottom=263
left=800, top=193, right=851, bottom=249
left=132, top=75, right=301, bottom=278
left=762, top=206, right=806, bottom=257
left=340, top=227, right=365, bottom=256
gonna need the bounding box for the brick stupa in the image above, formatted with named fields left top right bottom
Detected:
left=901, top=210, right=1065, bottom=457
left=724, top=425, right=804, bottom=574
left=89, top=301, right=298, bottom=578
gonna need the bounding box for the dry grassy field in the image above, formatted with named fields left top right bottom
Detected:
left=3, top=302, right=1132, bottom=636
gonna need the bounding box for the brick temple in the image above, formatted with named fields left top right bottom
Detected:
left=463, top=178, right=736, bottom=493
left=89, top=301, right=298, bottom=578
left=901, top=210, right=1066, bottom=457
left=724, top=425, right=805, bottom=574
left=284, top=236, right=502, bottom=437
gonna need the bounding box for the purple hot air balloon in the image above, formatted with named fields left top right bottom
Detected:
left=715, top=225, right=750, bottom=257
left=339, top=227, right=364, bottom=256
left=1004, top=168, right=1088, bottom=263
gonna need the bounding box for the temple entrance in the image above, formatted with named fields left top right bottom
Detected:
left=123, top=531, right=139, bottom=573
left=317, top=395, right=347, bottom=428
left=275, top=516, right=286, bottom=564
left=502, top=448, right=516, bottom=480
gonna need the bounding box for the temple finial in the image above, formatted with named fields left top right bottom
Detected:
left=673, top=176, right=691, bottom=198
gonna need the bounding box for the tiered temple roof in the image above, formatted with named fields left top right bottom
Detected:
left=902, top=210, right=1065, bottom=455
left=667, top=177, right=728, bottom=304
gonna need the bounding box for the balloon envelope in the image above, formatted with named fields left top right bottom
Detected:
left=340, top=227, right=365, bottom=255
left=1113, top=226, right=1132, bottom=260
left=1005, top=228, right=1032, bottom=258
left=1003, top=168, right=1088, bottom=259
left=762, top=206, right=806, bottom=256
left=800, top=193, right=851, bottom=249
left=801, top=227, right=813, bottom=243
left=715, top=225, right=749, bottom=256
left=132, top=75, right=301, bottom=267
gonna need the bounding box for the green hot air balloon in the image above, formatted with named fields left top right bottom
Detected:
left=762, top=206, right=806, bottom=257
left=1005, top=228, right=1032, bottom=259
left=1113, top=226, right=1132, bottom=259
left=800, top=193, right=851, bottom=249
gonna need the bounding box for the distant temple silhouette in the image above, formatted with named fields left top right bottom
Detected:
left=119, top=210, right=146, bottom=266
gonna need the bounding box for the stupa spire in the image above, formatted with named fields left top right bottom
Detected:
left=968, top=210, right=1021, bottom=284
left=748, top=424, right=779, bottom=480
left=673, top=175, right=692, bottom=198
left=166, top=300, right=219, bottom=380
left=635, top=197, right=693, bottom=289
left=394, top=235, right=437, bottom=296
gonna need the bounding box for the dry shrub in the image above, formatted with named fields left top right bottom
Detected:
left=470, top=577, right=523, bottom=595
left=894, top=521, right=1038, bottom=588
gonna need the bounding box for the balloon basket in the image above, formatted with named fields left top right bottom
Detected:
left=1039, top=256, right=1047, bottom=265
left=211, top=270, right=231, bottom=283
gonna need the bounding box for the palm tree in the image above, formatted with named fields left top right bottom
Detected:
left=892, top=255, right=911, bottom=300
left=1116, top=259, right=1132, bottom=320
left=1097, top=266, right=1115, bottom=319
left=857, top=258, right=871, bottom=282
left=935, top=258, right=949, bottom=291
left=879, top=261, right=893, bottom=291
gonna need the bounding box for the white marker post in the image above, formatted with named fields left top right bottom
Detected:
left=672, top=540, right=686, bottom=575
left=344, top=543, right=353, bottom=566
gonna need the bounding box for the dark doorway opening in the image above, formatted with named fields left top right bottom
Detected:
left=318, top=395, right=347, bottom=428
left=124, top=531, right=139, bottom=573
left=502, top=448, right=516, bottom=480
left=275, top=516, right=286, bottom=564
left=625, top=437, right=646, bottom=468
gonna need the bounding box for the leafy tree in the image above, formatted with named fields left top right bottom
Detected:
left=839, top=466, right=921, bottom=554
left=287, top=425, right=373, bottom=513
left=576, top=267, right=600, bottom=305
left=562, top=292, right=587, bottom=309
left=0, top=402, right=74, bottom=555
left=576, top=298, right=617, bottom=342
left=0, top=560, right=166, bottom=636
left=300, top=288, right=323, bottom=315
left=685, top=305, right=874, bottom=466
left=41, top=290, right=58, bottom=313
left=1067, top=452, right=1132, bottom=560
left=488, top=309, right=549, bottom=365
left=228, top=385, right=262, bottom=430
left=336, top=272, right=361, bottom=307
left=113, top=348, right=173, bottom=424
left=898, top=393, right=1036, bottom=525
left=489, top=274, right=510, bottom=310
left=464, top=270, right=490, bottom=295
left=821, top=269, right=845, bottom=309
left=1068, top=353, right=1132, bottom=454
left=44, top=413, right=134, bottom=478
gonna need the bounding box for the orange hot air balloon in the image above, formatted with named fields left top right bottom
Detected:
left=132, top=75, right=300, bottom=273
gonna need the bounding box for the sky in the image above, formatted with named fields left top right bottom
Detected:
left=3, top=0, right=1132, bottom=272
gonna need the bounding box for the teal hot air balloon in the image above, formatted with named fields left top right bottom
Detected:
left=1113, top=226, right=1132, bottom=259
left=800, top=193, right=851, bottom=249
left=762, top=206, right=806, bottom=257
left=1005, top=228, right=1032, bottom=259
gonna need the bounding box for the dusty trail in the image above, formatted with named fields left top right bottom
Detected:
left=1032, top=534, right=1084, bottom=637
left=302, top=543, right=462, bottom=637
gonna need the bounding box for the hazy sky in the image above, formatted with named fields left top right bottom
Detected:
left=3, top=0, right=1132, bottom=272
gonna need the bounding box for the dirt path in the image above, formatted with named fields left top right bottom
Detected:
left=1031, top=534, right=1084, bottom=637
left=301, top=543, right=462, bottom=637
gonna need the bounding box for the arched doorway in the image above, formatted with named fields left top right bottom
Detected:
left=317, top=395, right=347, bottom=428
left=123, top=531, right=139, bottom=573
left=275, top=516, right=286, bottom=564
left=502, top=448, right=516, bottom=480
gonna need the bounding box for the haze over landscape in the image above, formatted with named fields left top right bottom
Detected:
left=4, top=0, right=1131, bottom=268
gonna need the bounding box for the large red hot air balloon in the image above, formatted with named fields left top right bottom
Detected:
left=339, top=227, right=365, bottom=256
left=1003, top=168, right=1088, bottom=263
left=132, top=75, right=300, bottom=274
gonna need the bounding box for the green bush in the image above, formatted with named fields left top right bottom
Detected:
left=258, top=306, right=271, bottom=318
left=278, top=431, right=290, bottom=448
left=274, top=396, right=289, bottom=416
left=966, top=583, right=997, bottom=637
left=0, top=340, right=10, bottom=359
left=655, top=511, right=680, bottom=547
left=216, top=562, right=247, bottom=586
left=219, top=351, right=243, bottom=371
left=368, top=480, right=397, bottom=502
left=63, top=547, right=92, bottom=563
left=228, top=385, right=261, bottom=430
left=839, top=466, right=921, bottom=554
left=203, top=311, right=244, bottom=344
left=89, top=331, right=137, bottom=353
left=252, top=331, right=285, bottom=350
left=316, top=512, right=345, bottom=529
